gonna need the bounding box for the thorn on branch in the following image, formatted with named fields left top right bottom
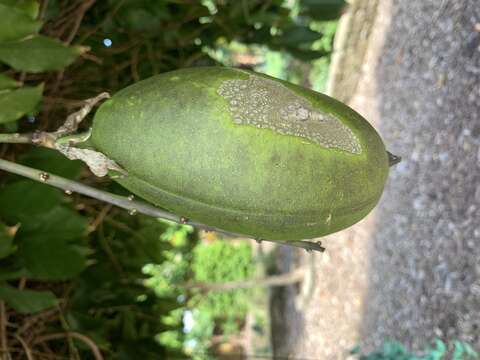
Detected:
left=39, top=172, right=50, bottom=182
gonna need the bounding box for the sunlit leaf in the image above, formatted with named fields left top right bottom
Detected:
left=0, top=35, right=84, bottom=73
left=0, top=4, right=41, bottom=42
left=0, top=83, right=43, bottom=124
left=0, top=74, right=21, bottom=90
left=0, top=284, right=57, bottom=313
left=0, top=0, right=39, bottom=19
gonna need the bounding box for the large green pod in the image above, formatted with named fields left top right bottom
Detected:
left=91, top=67, right=390, bottom=240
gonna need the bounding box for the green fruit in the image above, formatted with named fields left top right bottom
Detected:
left=91, top=67, right=390, bottom=240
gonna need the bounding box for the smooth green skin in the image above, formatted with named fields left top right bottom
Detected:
left=91, top=67, right=389, bottom=240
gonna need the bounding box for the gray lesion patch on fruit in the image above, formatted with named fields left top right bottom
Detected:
left=217, top=75, right=361, bottom=154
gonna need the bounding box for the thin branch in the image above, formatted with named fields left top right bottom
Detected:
left=33, top=332, right=103, bottom=360
left=184, top=267, right=306, bottom=292
left=0, top=133, right=34, bottom=144
left=273, top=239, right=325, bottom=252
left=0, top=94, right=109, bottom=149
left=17, top=278, right=26, bottom=291
left=0, top=158, right=177, bottom=221
left=54, top=92, right=110, bottom=136
left=0, top=301, right=9, bottom=360
left=39, top=0, right=49, bottom=21
left=65, top=0, right=96, bottom=44
left=130, top=45, right=140, bottom=82
left=0, top=158, right=325, bottom=252
left=87, top=204, right=113, bottom=234
left=13, top=335, right=33, bottom=360
left=98, top=222, right=125, bottom=276
left=16, top=309, right=58, bottom=336
left=43, top=96, right=89, bottom=108
left=76, top=0, right=127, bottom=44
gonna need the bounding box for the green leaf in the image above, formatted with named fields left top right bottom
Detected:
left=0, top=74, right=21, bottom=90
left=1, top=120, right=19, bottom=133
left=0, top=83, right=43, bottom=124
left=65, top=311, right=111, bottom=349
left=18, top=236, right=87, bottom=280
left=300, top=0, right=346, bottom=21
left=0, top=0, right=39, bottom=19
left=274, top=26, right=323, bottom=46
left=0, top=284, right=57, bottom=313
left=0, top=35, right=84, bottom=73
left=17, top=206, right=87, bottom=238
left=42, top=0, right=60, bottom=22
left=0, top=180, right=63, bottom=223
left=0, top=185, right=89, bottom=279
left=0, top=4, right=42, bottom=42
left=0, top=267, right=28, bottom=281
left=0, top=222, right=15, bottom=259
left=16, top=206, right=88, bottom=280
left=18, top=147, right=84, bottom=180
left=249, top=10, right=290, bottom=26
left=285, top=47, right=329, bottom=61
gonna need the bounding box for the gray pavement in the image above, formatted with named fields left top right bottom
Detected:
left=359, top=0, right=480, bottom=351
left=271, top=0, right=480, bottom=357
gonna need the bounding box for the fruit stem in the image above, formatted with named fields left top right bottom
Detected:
left=0, top=92, right=110, bottom=147
left=0, top=133, right=36, bottom=144
left=0, top=159, right=326, bottom=252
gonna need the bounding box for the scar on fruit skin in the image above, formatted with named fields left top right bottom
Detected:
left=217, top=75, right=361, bottom=154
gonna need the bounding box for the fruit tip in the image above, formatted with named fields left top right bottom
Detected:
left=387, top=151, right=401, bottom=167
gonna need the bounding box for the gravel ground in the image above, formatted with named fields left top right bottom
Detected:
left=271, top=0, right=480, bottom=358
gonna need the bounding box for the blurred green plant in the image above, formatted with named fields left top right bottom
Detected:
left=191, top=240, right=254, bottom=333
left=143, top=238, right=254, bottom=356
left=351, top=339, right=479, bottom=360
